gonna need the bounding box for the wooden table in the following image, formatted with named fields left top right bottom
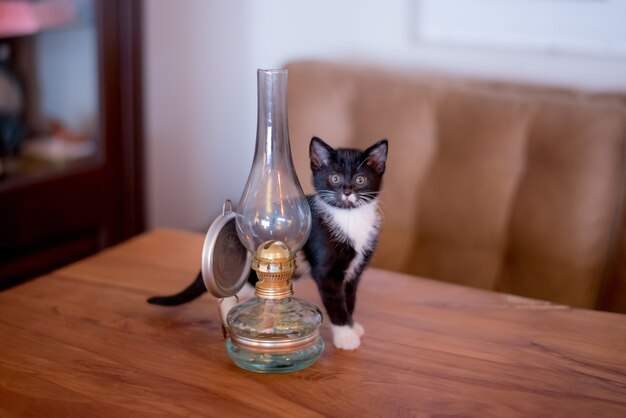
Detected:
left=1, top=229, right=626, bottom=417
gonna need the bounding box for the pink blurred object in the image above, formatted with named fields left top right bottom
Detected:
left=0, top=0, right=76, bottom=38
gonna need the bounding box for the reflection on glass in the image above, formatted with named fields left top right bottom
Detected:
left=0, top=0, right=98, bottom=181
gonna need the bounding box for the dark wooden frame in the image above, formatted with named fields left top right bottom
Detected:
left=98, top=0, right=145, bottom=240
left=0, top=0, right=144, bottom=289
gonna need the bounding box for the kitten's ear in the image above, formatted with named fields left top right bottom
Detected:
left=310, top=137, right=334, bottom=170
left=364, top=139, right=388, bottom=174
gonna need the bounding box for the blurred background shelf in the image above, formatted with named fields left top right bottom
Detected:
left=0, top=0, right=144, bottom=289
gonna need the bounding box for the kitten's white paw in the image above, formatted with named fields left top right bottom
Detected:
left=219, top=296, right=239, bottom=325
left=219, top=283, right=255, bottom=325
left=353, top=322, right=365, bottom=337
left=331, top=325, right=361, bottom=350
left=236, top=282, right=256, bottom=300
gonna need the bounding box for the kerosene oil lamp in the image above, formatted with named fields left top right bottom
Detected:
left=202, top=69, right=324, bottom=373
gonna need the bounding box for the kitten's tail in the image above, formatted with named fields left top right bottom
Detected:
left=147, top=271, right=207, bottom=306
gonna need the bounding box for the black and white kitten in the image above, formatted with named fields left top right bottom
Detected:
left=302, top=137, right=387, bottom=349
left=148, top=137, right=388, bottom=350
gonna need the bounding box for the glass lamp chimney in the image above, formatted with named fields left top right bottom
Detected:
left=236, top=69, right=311, bottom=254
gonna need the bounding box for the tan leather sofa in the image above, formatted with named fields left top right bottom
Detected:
left=286, top=60, right=626, bottom=313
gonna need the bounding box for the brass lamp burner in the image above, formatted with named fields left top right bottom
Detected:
left=252, top=241, right=296, bottom=300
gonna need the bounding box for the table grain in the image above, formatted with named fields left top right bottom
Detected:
left=1, top=229, right=625, bottom=417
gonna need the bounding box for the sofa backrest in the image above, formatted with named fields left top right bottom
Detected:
left=286, top=60, right=626, bottom=312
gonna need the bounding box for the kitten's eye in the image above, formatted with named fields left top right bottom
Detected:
left=329, top=174, right=341, bottom=185
left=354, top=175, right=366, bottom=186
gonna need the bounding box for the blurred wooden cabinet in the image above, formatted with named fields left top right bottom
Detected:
left=0, top=0, right=144, bottom=288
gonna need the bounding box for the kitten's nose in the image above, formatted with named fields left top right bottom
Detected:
left=342, top=191, right=356, bottom=204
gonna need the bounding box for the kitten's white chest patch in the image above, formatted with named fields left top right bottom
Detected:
left=315, top=197, right=380, bottom=279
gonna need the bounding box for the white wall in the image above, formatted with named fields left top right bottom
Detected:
left=145, top=0, right=626, bottom=232
left=145, top=1, right=250, bottom=230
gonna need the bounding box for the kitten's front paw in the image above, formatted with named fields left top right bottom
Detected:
left=219, top=296, right=239, bottom=325
left=353, top=322, right=365, bottom=337
left=331, top=325, right=361, bottom=350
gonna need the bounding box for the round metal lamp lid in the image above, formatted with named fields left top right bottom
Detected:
left=202, top=200, right=252, bottom=298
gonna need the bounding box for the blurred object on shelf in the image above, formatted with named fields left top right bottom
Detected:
left=0, top=44, right=22, bottom=113
left=22, top=118, right=94, bottom=164
left=0, top=42, right=24, bottom=178
left=0, top=0, right=77, bottom=38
